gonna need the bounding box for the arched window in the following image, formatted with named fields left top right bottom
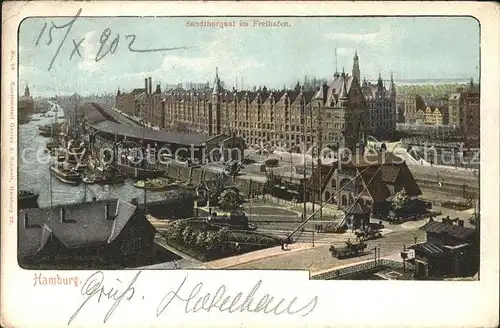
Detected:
left=342, top=195, right=348, bottom=206
left=331, top=179, right=337, bottom=189
left=325, top=191, right=331, bottom=203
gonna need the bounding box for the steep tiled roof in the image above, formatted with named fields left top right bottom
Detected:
left=325, top=74, right=355, bottom=102
left=18, top=199, right=141, bottom=257
left=419, top=220, right=476, bottom=241
left=380, top=165, right=400, bottom=183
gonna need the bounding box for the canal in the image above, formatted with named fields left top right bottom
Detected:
left=18, top=102, right=169, bottom=208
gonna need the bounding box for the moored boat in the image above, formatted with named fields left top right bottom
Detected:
left=50, top=164, right=81, bottom=185
left=133, top=177, right=173, bottom=190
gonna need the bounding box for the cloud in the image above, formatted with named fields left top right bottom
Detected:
left=78, top=31, right=107, bottom=73
left=109, top=30, right=265, bottom=88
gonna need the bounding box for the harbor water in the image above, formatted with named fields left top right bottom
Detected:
left=18, top=102, right=168, bottom=208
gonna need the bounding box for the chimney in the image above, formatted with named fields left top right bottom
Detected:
left=60, top=208, right=66, bottom=223
left=322, top=83, right=328, bottom=104
left=148, top=77, right=152, bottom=95
left=145, top=78, right=148, bottom=94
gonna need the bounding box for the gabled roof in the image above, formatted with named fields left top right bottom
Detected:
left=18, top=199, right=142, bottom=257
left=325, top=74, right=355, bottom=103
left=411, top=242, right=446, bottom=258
left=419, top=220, right=476, bottom=241
left=380, top=165, right=400, bottom=183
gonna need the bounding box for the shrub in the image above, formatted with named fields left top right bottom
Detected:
left=219, top=189, right=241, bottom=211
left=182, top=226, right=196, bottom=247
left=195, top=231, right=207, bottom=249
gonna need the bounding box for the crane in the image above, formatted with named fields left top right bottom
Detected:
left=285, top=143, right=401, bottom=242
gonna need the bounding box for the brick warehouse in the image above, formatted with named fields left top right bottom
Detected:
left=115, top=55, right=371, bottom=152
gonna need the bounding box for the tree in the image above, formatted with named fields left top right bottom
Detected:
left=391, top=188, right=410, bottom=210
left=219, top=188, right=241, bottom=211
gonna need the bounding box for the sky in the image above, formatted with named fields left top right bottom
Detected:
left=18, top=15, right=480, bottom=97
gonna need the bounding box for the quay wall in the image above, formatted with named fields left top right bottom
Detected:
left=163, top=162, right=475, bottom=207
left=163, top=162, right=266, bottom=196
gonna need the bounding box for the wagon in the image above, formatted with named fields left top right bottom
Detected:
left=329, top=241, right=367, bottom=259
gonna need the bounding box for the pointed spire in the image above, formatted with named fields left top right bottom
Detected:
left=354, top=50, right=358, bottom=60
left=339, top=77, right=348, bottom=100
left=313, top=84, right=324, bottom=100
left=212, top=67, right=221, bottom=96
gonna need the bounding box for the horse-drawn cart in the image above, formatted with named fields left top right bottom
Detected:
left=354, top=228, right=382, bottom=241
left=329, top=240, right=367, bottom=259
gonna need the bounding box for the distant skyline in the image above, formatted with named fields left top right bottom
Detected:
left=19, top=16, right=480, bottom=97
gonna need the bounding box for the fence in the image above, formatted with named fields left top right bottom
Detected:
left=311, top=259, right=415, bottom=280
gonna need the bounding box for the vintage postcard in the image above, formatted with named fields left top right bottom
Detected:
left=2, top=1, right=499, bottom=327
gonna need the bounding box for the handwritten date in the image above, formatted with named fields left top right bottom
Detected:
left=35, top=8, right=192, bottom=71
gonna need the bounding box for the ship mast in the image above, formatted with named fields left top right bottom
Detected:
left=142, top=124, right=148, bottom=216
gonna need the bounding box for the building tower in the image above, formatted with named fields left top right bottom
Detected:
left=389, top=72, right=396, bottom=101
left=211, top=67, right=222, bottom=136
left=24, top=85, right=30, bottom=97
left=376, top=73, right=384, bottom=99
left=352, top=50, right=360, bottom=83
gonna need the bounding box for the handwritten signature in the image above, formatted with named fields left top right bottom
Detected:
left=34, top=8, right=193, bottom=71
left=156, top=276, right=318, bottom=316
left=68, top=271, right=318, bottom=325
left=68, top=270, right=140, bottom=325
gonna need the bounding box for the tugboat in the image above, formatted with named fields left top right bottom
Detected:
left=50, top=163, right=81, bottom=185
left=18, top=190, right=39, bottom=209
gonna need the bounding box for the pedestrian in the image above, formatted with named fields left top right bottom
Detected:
left=281, top=240, right=285, bottom=251
left=173, top=260, right=178, bottom=269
